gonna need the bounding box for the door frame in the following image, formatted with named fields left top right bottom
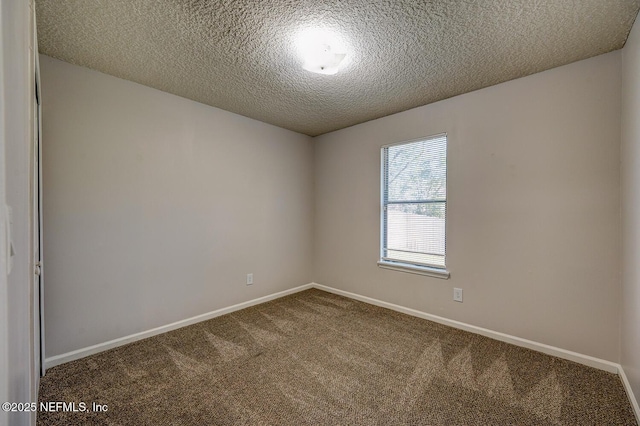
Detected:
left=32, top=11, right=45, bottom=379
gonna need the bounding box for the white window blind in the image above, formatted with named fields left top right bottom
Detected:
left=381, top=134, right=447, bottom=269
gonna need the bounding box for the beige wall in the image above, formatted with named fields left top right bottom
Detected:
left=40, top=55, right=314, bottom=358
left=621, top=16, right=640, bottom=408
left=314, top=52, right=622, bottom=361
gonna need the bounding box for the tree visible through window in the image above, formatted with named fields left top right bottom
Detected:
left=381, top=134, right=447, bottom=269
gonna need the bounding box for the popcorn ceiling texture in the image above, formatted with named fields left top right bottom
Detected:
left=36, top=0, right=640, bottom=136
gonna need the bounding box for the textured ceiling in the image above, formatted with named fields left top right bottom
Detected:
left=36, top=0, right=640, bottom=137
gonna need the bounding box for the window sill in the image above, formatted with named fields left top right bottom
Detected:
left=377, top=260, right=450, bottom=279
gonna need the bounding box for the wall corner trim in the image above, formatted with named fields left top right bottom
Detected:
left=619, top=365, right=640, bottom=423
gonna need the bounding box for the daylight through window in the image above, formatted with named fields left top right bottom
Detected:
left=381, top=134, right=447, bottom=270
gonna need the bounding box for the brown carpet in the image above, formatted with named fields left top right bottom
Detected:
left=38, top=289, right=637, bottom=425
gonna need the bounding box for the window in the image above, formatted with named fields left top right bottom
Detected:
left=379, top=134, right=449, bottom=278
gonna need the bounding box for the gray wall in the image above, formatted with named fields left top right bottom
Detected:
left=314, top=52, right=622, bottom=362
left=622, top=15, right=640, bottom=409
left=41, top=46, right=629, bottom=369
left=40, top=55, right=314, bottom=358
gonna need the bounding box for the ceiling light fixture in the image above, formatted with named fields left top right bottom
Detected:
left=296, top=28, right=348, bottom=75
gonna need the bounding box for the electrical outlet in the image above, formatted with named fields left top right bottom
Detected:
left=453, top=288, right=463, bottom=302
left=246, top=273, right=253, bottom=285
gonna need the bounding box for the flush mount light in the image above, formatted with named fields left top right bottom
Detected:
left=296, top=28, right=348, bottom=75
left=302, top=43, right=346, bottom=75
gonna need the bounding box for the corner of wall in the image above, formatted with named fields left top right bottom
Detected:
left=620, top=8, right=640, bottom=415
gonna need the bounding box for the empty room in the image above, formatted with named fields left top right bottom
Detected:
left=2, top=0, right=640, bottom=425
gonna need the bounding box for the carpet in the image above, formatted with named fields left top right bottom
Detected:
left=38, top=288, right=637, bottom=425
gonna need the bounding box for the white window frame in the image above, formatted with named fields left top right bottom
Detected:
left=377, top=134, right=450, bottom=279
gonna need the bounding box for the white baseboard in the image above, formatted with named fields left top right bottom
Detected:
left=45, top=281, right=639, bottom=416
left=45, top=283, right=313, bottom=369
left=312, top=283, right=620, bottom=374
left=619, top=365, right=640, bottom=423
left=313, top=282, right=640, bottom=413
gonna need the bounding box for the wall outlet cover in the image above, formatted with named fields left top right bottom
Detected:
left=453, top=288, right=463, bottom=302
